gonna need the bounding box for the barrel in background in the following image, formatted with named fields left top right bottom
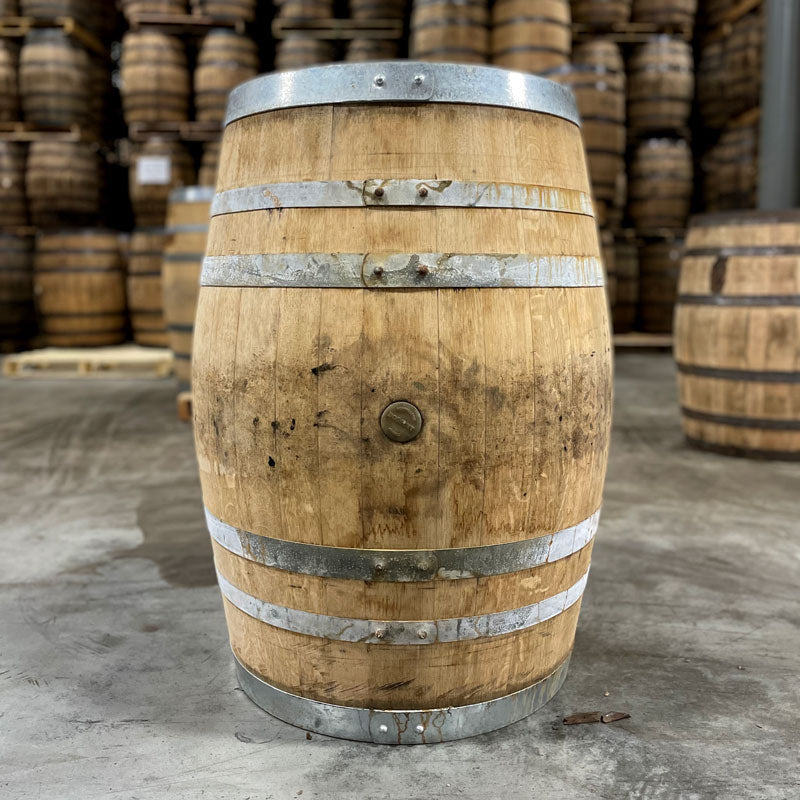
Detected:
left=675, top=211, right=800, bottom=460
left=612, top=236, right=639, bottom=333
left=194, top=62, right=611, bottom=743
left=638, top=234, right=683, bottom=332
left=0, top=141, right=27, bottom=228
left=0, top=233, right=36, bottom=353
left=128, top=228, right=169, bottom=348
left=410, top=0, right=490, bottom=63
left=0, top=40, right=19, bottom=122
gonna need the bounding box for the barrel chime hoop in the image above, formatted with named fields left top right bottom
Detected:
left=217, top=569, right=588, bottom=645
left=201, top=253, right=605, bottom=289
left=676, top=363, right=800, bottom=383
left=234, top=653, right=571, bottom=744
left=205, top=507, right=600, bottom=582
left=225, top=62, right=581, bottom=127
left=211, top=179, right=594, bottom=217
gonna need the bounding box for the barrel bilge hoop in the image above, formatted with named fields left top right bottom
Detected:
left=198, top=62, right=609, bottom=743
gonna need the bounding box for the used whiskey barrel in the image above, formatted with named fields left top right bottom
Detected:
left=612, top=236, right=638, bottom=333
left=196, top=0, right=257, bottom=21
left=121, top=0, right=186, bottom=21
left=571, top=0, right=630, bottom=24
left=120, top=31, right=190, bottom=125
left=0, top=141, right=27, bottom=228
left=129, top=228, right=169, bottom=348
left=410, top=0, right=490, bottom=63
left=725, top=11, right=762, bottom=120
left=675, top=211, right=800, bottom=460
left=346, top=39, right=400, bottom=61
left=163, top=186, right=213, bottom=389
left=631, top=0, right=695, bottom=29
left=0, top=40, right=19, bottom=122
left=491, top=0, right=571, bottom=74
left=628, top=37, right=694, bottom=135
left=34, top=230, right=126, bottom=347
left=274, top=36, right=336, bottom=70
left=0, top=233, right=35, bottom=352
left=628, top=138, right=692, bottom=231
left=199, top=140, right=220, bottom=187
left=195, top=30, right=259, bottom=123
left=0, top=0, right=17, bottom=14
left=600, top=229, right=616, bottom=308
left=572, top=37, right=623, bottom=72
left=701, top=122, right=758, bottom=212
left=350, top=0, right=406, bottom=18
left=19, top=30, right=93, bottom=129
left=26, top=141, right=102, bottom=227
left=638, top=234, right=683, bottom=332
left=129, top=138, right=196, bottom=228
left=195, top=62, right=611, bottom=743
left=19, top=0, right=105, bottom=36
left=276, top=0, right=333, bottom=17
left=549, top=59, right=625, bottom=229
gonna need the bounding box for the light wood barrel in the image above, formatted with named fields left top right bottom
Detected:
left=194, top=62, right=611, bottom=743
left=349, top=0, right=406, bottom=18
left=611, top=236, right=638, bottom=333
left=631, top=0, right=695, bottom=29
left=121, top=0, right=187, bottom=21
left=346, top=39, right=400, bottom=61
left=491, top=0, right=571, bottom=74
left=34, top=229, right=126, bottom=347
left=675, top=211, right=800, bottom=460
left=26, top=141, right=102, bottom=227
left=276, top=0, right=333, bottom=18
left=195, top=30, right=259, bottom=123
left=701, top=123, right=758, bottom=212
left=0, top=40, right=19, bottom=122
left=129, top=138, right=196, bottom=227
left=638, top=234, right=683, bottom=332
left=163, top=186, right=212, bottom=388
left=0, top=233, right=35, bottom=352
left=628, top=37, right=694, bottom=135
left=120, top=31, right=190, bottom=125
left=274, top=37, right=335, bottom=70
left=549, top=62, right=625, bottom=229
left=196, top=0, right=257, bottom=21
left=410, top=0, right=489, bottom=63
left=571, top=0, right=630, bottom=24
left=129, top=228, right=169, bottom=348
left=0, top=141, right=27, bottom=228
left=199, top=140, right=221, bottom=187
left=19, top=30, right=93, bottom=129
left=628, top=138, right=692, bottom=231
left=572, top=37, right=624, bottom=72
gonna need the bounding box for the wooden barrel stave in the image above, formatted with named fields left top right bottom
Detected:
left=129, top=228, right=169, bottom=348
left=194, top=65, right=612, bottom=741
left=410, top=0, right=489, bottom=63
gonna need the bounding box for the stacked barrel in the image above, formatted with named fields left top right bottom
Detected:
left=0, top=2, right=117, bottom=351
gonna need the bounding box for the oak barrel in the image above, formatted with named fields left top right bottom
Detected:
left=121, top=0, right=186, bottom=21
left=194, top=62, right=612, bottom=743
left=34, top=229, right=126, bottom=347
left=631, top=0, right=695, bottom=29
left=196, top=0, right=257, bottom=21
left=0, top=141, right=27, bottom=228
left=195, top=30, right=259, bottom=123
left=274, top=36, right=336, bottom=70
left=638, top=234, right=683, bottom=332
left=19, top=30, right=93, bottom=129
left=701, top=123, right=758, bottom=212
left=26, top=141, right=103, bottom=227
left=276, top=0, right=333, bottom=17
left=627, top=138, right=692, bottom=231
left=600, top=229, right=616, bottom=309
left=129, top=228, right=169, bottom=348
left=0, top=0, right=17, bottom=13
left=163, top=186, right=213, bottom=389
left=675, top=212, right=800, bottom=460
left=611, top=236, right=638, bottom=333
left=346, top=39, right=400, bottom=61
left=571, top=0, right=630, bottom=25
left=491, top=0, right=571, bottom=74
left=627, top=37, right=694, bottom=135
left=0, top=233, right=35, bottom=352
left=199, top=141, right=221, bottom=187
left=129, top=138, right=196, bottom=228
left=349, top=0, right=406, bottom=18
left=120, top=31, right=190, bottom=125
left=410, top=0, right=489, bottom=63
left=0, top=40, right=19, bottom=122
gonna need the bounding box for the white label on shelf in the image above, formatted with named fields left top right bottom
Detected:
left=136, top=156, right=172, bottom=185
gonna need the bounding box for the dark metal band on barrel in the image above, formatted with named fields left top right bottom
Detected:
left=234, top=654, right=570, bottom=744
left=678, top=294, right=800, bottom=307
left=201, top=253, right=605, bottom=289
left=205, top=507, right=599, bottom=582
left=224, top=62, right=580, bottom=127
left=676, top=363, right=800, bottom=383
left=681, top=407, right=800, bottom=431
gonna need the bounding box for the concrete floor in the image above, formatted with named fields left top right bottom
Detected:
left=0, top=353, right=798, bottom=799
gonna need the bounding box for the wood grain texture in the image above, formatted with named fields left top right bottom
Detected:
left=676, top=212, right=800, bottom=456
left=195, top=98, right=612, bottom=710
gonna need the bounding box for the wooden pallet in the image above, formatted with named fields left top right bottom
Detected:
left=127, top=120, right=222, bottom=143
left=572, top=21, right=693, bottom=43
left=176, top=390, right=193, bottom=422
left=272, top=17, right=404, bottom=40
left=126, top=11, right=247, bottom=34
left=614, top=332, right=673, bottom=350
left=0, top=16, right=106, bottom=57
left=3, top=344, right=174, bottom=379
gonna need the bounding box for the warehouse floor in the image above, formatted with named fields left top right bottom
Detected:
left=1, top=353, right=798, bottom=799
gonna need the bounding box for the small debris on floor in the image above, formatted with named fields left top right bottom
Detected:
left=563, top=711, right=631, bottom=725
left=601, top=712, right=631, bottom=724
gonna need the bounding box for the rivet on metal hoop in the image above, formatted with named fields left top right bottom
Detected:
left=374, top=74, right=385, bottom=87
left=413, top=75, right=424, bottom=86
left=415, top=725, right=425, bottom=734
left=378, top=724, right=389, bottom=733
left=375, top=628, right=386, bottom=639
